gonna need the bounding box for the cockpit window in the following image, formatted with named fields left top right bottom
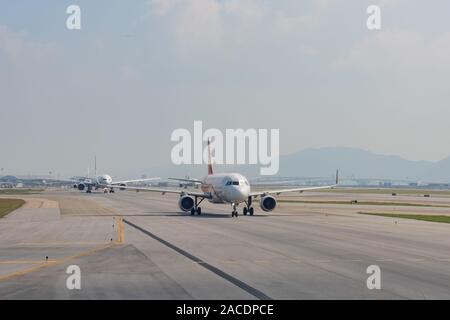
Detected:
left=226, top=180, right=248, bottom=186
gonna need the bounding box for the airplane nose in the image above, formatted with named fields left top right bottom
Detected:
left=230, top=186, right=248, bottom=203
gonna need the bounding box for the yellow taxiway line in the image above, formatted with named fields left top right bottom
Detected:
left=0, top=260, right=58, bottom=264
left=117, top=216, right=125, bottom=244
left=0, top=243, right=115, bottom=282
left=0, top=216, right=125, bottom=282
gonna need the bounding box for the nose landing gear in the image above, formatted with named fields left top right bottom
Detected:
left=231, top=203, right=239, bottom=217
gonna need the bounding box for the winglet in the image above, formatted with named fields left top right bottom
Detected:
left=207, top=139, right=213, bottom=175
left=335, top=169, right=339, bottom=185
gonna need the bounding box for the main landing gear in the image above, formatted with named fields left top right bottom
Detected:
left=190, top=196, right=204, bottom=216
left=232, top=197, right=255, bottom=218
left=243, top=196, right=254, bottom=216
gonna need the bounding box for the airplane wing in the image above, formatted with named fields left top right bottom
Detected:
left=110, top=178, right=160, bottom=185
left=249, top=170, right=339, bottom=197
left=105, top=184, right=212, bottom=199
left=168, top=177, right=203, bottom=184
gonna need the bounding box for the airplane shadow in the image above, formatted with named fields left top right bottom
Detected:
left=131, top=212, right=270, bottom=219
left=75, top=212, right=269, bottom=218
left=135, top=212, right=234, bottom=218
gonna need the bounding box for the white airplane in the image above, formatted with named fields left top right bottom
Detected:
left=73, top=174, right=160, bottom=193
left=71, top=157, right=159, bottom=193
left=110, top=141, right=338, bottom=217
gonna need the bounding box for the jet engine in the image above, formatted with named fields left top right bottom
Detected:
left=119, top=183, right=127, bottom=191
left=178, top=195, right=195, bottom=212
left=260, top=195, right=277, bottom=212
left=78, top=183, right=86, bottom=191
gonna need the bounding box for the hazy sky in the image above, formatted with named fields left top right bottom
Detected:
left=1, top=0, right=450, bottom=178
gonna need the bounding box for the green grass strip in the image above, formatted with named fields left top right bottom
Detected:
left=358, top=212, right=450, bottom=224
left=0, top=199, right=25, bottom=218
left=278, top=200, right=450, bottom=208
left=0, top=189, right=44, bottom=195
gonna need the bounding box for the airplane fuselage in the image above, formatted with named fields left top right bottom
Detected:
left=200, top=173, right=251, bottom=204
left=74, top=174, right=115, bottom=192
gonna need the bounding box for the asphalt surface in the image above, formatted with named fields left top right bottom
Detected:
left=0, top=190, right=449, bottom=299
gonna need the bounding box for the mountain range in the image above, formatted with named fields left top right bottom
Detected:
left=144, top=147, right=450, bottom=182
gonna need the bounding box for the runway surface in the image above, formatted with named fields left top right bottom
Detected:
left=0, top=190, right=449, bottom=299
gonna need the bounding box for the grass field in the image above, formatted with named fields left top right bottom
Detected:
left=0, top=199, right=25, bottom=218
left=0, top=189, right=44, bottom=195
left=278, top=199, right=450, bottom=208
left=309, top=188, right=450, bottom=196
left=358, top=212, right=450, bottom=224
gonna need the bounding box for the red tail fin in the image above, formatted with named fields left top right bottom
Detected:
left=207, top=139, right=213, bottom=175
